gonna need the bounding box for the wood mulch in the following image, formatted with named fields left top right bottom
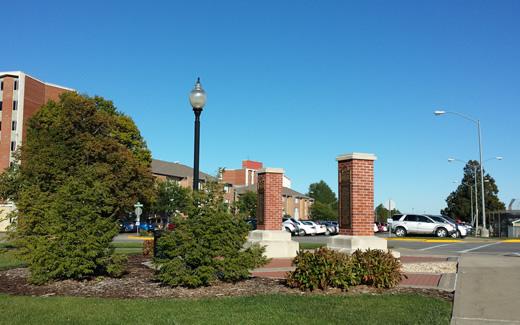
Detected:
left=0, top=255, right=453, bottom=301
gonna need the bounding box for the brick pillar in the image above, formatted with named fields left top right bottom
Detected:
left=256, top=168, right=284, bottom=231
left=337, top=153, right=376, bottom=236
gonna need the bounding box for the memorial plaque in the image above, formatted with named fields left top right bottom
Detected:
left=257, top=176, right=265, bottom=225
left=339, top=166, right=352, bottom=229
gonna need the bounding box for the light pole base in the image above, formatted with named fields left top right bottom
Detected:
left=480, top=227, right=490, bottom=238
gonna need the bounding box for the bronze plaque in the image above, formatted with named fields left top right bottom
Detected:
left=339, top=167, right=352, bottom=229
left=257, top=176, right=265, bottom=225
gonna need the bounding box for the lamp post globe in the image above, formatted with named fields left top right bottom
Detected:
left=190, top=78, right=206, bottom=191
left=189, top=77, right=207, bottom=110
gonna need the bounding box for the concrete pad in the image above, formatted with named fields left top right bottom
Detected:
left=327, top=235, right=400, bottom=257
left=246, top=230, right=299, bottom=258
left=451, top=255, right=520, bottom=324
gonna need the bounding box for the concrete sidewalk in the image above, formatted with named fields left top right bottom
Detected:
left=452, top=254, right=520, bottom=324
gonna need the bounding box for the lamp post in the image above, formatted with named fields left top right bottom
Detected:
left=435, top=110, right=490, bottom=236
left=189, top=78, right=207, bottom=191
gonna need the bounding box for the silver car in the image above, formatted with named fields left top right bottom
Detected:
left=390, top=214, right=456, bottom=238
left=428, top=215, right=467, bottom=238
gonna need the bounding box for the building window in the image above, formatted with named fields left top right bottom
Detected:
left=13, top=101, right=17, bottom=111
left=14, top=80, right=18, bottom=90
left=12, top=121, right=16, bottom=131
left=295, top=198, right=299, bottom=204
left=0, top=101, right=2, bottom=111
left=0, top=81, right=3, bottom=90
left=10, top=141, right=16, bottom=151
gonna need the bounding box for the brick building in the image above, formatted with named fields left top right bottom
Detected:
left=222, top=160, right=313, bottom=220
left=0, top=71, right=73, bottom=171
left=0, top=72, right=73, bottom=231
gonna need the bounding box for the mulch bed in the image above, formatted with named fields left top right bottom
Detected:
left=0, top=255, right=453, bottom=301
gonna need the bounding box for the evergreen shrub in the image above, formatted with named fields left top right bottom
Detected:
left=155, top=183, right=268, bottom=288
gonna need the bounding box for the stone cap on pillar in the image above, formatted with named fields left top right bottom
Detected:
left=257, top=168, right=285, bottom=174
left=336, top=152, right=377, bottom=162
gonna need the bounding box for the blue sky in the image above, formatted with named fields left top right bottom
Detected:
left=2, top=0, right=519, bottom=213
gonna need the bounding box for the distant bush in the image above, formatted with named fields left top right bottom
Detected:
left=287, top=248, right=403, bottom=291
left=155, top=182, right=268, bottom=288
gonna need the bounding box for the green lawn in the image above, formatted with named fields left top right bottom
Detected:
left=111, top=241, right=144, bottom=255
left=0, top=249, right=25, bottom=270
left=0, top=293, right=451, bottom=324
left=299, top=242, right=325, bottom=250
left=0, top=242, right=143, bottom=271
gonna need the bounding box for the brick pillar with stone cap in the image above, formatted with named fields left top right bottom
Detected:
left=327, top=153, right=398, bottom=257
left=256, top=168, right=284, bottom=231
left=246, top=168, right=299, bottom=258
left=337, top=153, right=376, bottom=236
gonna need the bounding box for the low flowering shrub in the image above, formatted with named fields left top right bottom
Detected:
left=351, top=249, right=403, bottom=288
left=287, top=248, right=403, bottom=291
left=286, top=248, right=358, bottom=291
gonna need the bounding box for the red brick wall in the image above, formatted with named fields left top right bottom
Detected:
left=256, top=171, right=283, bottom=231
left=338, top=159, right=374, bottom=236
left=242, top=160, right=263, bottom=170
left=0, top=77, right=15, bottom=171
left=222, top=169, right=246, bottom=186
left=44, top=84, right=68, bottom=102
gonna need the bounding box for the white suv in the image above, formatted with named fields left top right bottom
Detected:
left=390, top=214, right=456, bottom=238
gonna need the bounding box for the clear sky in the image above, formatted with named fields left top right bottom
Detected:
left=2, top=0, right=519, bottom=213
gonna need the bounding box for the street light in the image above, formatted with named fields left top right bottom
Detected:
left=189, top=78, right=207, bottom=191
left=436, top=110, right=488, bottom=236
left=447, top=156, right=503, bottom=235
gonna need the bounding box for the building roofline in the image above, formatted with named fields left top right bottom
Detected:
left=0, top=71, right=75, bottom=92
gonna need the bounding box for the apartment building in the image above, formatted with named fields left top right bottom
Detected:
left=151, top=159, right=214, bottom=188
left=0, top=71, right=73, bottom=171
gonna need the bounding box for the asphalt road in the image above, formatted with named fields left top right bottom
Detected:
left=293, top=234, right=520, bottom=256
left=114, top=232, right=520, bottom=257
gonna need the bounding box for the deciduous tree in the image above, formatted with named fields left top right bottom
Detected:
left=7, top=93, right=154, bottom=283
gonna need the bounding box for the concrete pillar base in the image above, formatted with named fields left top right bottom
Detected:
left=246, top=230, right=299, bottom=258
left=326, top=235, right=400, bottom=258
left=480, top=227, right=490, bottom=238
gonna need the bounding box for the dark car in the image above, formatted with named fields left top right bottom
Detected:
left=245, top=218, right=257, bottom=230
left=119, top=221, right=135, bottom=233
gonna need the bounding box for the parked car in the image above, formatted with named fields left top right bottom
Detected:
left=390, top=214, right=456, bottom=237
left=119, top=221, right=135, bottom=233
left=283, top=217, right=299, bottom=235
left=428, top=215, right=467, bottom=238
left=373, top=222, right=379, bottom=232
left=287, top=218, right=316, bottom=236
left=139, top=222, right=155, bottom=232
left=374, top=222, right=388, bottom=232
left=246, top=218, right=257, bottom=230
left=318, top=221, right=339, bottom=235
left=303, top=221, right=327, bottom=235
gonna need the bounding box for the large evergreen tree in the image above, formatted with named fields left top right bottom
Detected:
left=441, top=160, right=505, bottom=222
left=5, top=93, right=154, bottom=283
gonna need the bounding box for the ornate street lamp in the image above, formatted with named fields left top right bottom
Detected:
left=189, top=78, right=207, bottom=191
